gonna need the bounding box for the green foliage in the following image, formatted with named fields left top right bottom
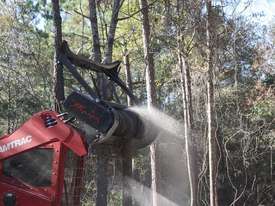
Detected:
left=251, top=99, right=275, bottom=120
left=0, top=0, right=275, bottom=205
left=108, top=191, right=122, bottom=206
left=0, top=127, right=3, bottom=136
left=0, top=1, right=53, bottom=133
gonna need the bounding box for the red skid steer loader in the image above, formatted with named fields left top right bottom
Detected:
left=0, top=110, right=87, bottom=206
left=0, top=41, right=156, bottom=206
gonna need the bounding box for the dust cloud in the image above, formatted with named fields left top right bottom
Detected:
left=127, top=106, right=191, bottom=206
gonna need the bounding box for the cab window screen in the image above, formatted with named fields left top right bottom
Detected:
left=3, top=148, right=53, bottom=187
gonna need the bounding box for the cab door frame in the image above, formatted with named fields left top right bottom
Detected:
left=0, top=141, right=65, bottom=206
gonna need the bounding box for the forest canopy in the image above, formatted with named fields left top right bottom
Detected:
left=0, top=0, right=275, bottom=206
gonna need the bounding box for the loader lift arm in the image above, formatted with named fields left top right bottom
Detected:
left=59, top=41, right=138, bottom=104
left=58, top=40, right=156, bottom=149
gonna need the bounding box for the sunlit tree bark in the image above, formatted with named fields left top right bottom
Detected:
left=139, top=0, right=158, bottom=205
left=122, top=49, right=133, bottom=206
left=88, top=1, right=123, bottom=205
left=52, top=0, right=64, bottom=112
left=206, top=1, right=219, bottom=205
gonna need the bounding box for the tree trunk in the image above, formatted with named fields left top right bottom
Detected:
left=179, top=52, right=198, bottom=206
left=176, top=1, right=199, bottom=205
left=206, top=1, right=219, bottom=206
left=52, top=0, right=64, bottom=112
left=88, top=1, right=123, bottom=205
left=122, top=51, right=133, bottom=206
left=103, top=0, right=121, bottom=63
left=88, top=2, right=108, bottom=206
left=139, top=0, right=158, bottom=206
left=122, top=150, right=133, bottom=206
left=89, top=0, right=102, bottom=63
left=7, top=73, right=11, bottom=134
left=139, top=0, right=157, bottom=107
left=101, top=0, right=121, bottom=100
left=124, top=52, right=133, bottom=106
left=95, top=147, right=109, bottom=206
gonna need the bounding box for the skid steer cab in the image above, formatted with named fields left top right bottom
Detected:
left=0, top=111, right=87, bottom=206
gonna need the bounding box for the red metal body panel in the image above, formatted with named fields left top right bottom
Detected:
left=0, top=111, right=86, bottom=160
left=0, top=111, right=88, bottom=206
left=0, top=142, right=58, bottom=206
left=0, top=181, right=52, bottom=206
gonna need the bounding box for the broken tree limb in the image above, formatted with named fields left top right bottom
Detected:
left=60, top=41, right=139, bottom=104
left=60, top=41, right=120, bottom=71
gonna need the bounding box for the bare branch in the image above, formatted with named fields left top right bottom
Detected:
left=74, top=9, right=89, bottom=19
left=118, top=0, right=158, bottom=21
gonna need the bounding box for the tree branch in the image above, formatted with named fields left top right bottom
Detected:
left=74, top=9, right=90, bottom=19
left=60, top=41, right=121, bottom=72
left=118, top=0, right=158, bottom=21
